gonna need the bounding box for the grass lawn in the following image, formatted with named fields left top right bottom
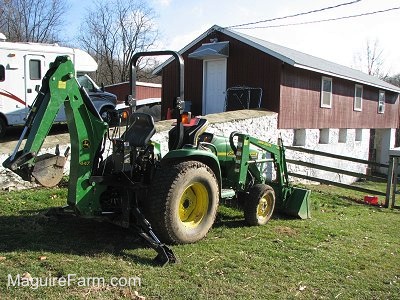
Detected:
left=0, top=181, right=399, bottom=299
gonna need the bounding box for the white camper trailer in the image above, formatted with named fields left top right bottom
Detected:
left=0, top=37, right=116, bottom=137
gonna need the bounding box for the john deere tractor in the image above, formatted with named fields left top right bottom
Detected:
left=3, top=51, right=310, bottom=265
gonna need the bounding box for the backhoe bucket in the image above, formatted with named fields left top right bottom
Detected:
left=32, top=154, right=67, bottom=187
left=284, top=187, right=311, bottom=219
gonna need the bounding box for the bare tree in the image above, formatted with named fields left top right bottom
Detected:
left=0, top=0, right=68, bottom=43
left=78, top=0, right=159, bottom=85
left=385, top=73, right=400, bottom=87
left=353, top=39, right=388, bottom=79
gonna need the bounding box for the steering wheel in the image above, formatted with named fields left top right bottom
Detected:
left=229, top=131, right=240, bottom=154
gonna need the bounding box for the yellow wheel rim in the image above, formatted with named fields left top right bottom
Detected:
left=179, top=182, right=209, bottom=228
left=257, top=193, right=273, bottom=221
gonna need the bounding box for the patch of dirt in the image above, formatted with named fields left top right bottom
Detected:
left=274, top=226, right=298, bottom=236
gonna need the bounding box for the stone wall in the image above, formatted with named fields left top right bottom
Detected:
left=0, top=110, right=371, bottom=190
left=153, top=111, right=370, bottom=185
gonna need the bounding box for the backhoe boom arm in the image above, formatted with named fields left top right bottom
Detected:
left=3, top=56, right=108, bottom=213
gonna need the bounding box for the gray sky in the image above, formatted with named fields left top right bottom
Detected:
left=67, top=0, right=400, bottom=75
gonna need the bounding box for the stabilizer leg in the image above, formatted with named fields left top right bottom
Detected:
left=131, top=207, right=178, bottom=266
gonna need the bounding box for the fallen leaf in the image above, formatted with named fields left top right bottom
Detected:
left=244, top=234, right=257, bottom=240
left=273, top=239, right=283, bottom=243
left=335, top=292, right=342, bottom=298
left=206, top=258, right=216, bottom=264
left=38, top=256, right=47, bottom=261
left=298, top=281, right=307, bottom=292
left=22, top=272, right=33, bottom=282
left=133, top=290, right=146, bottom=300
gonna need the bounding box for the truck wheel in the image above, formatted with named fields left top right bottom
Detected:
left=0, top=117, right=6, bottom=138
left=147, top=161, right=219, bottom=244
left=244, top=184, right=275, bottom=226
left=99, top=107, right=113, bottom=123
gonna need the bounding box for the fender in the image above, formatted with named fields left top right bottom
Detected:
left=161, top=147, right=222, bottom=190
left=90, top=93, right=117, bottom=111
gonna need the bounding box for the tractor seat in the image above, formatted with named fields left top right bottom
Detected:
left=168, top=117, right=209, bottom=150
left=123, top=113, right=156, bottom=147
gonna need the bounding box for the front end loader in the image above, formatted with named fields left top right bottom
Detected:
left=3, top=51, right=310, bottom=266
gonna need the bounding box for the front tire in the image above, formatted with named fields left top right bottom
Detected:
left=147, top=161, right=219, bottom=244
left=99, top=107, right=113, bottom=124
left=244, top=184, right=275, bottom=226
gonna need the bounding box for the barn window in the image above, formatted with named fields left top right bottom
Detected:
left=338, top=129, right=347, bottom=143
left=355, top=129, right=363, bottom=141
left=29, top=59, right=41, bottom=80
left=354, top=85, right=363, bottom=111
left=321, top=77, right=332, bottom=108
left=293, top=129, right=306, bottom=146
left=378, top=90, right=385, bottom=114
left=319, top=128, right=330, bottom=144
left=0, top=65, right=4, bottom=81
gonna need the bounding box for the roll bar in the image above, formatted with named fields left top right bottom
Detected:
left=129, top=50, right=184, bottom=106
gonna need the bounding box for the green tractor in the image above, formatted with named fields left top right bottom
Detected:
left=145, top=119, right=311, bottom=245
left=3, top=51, right=310, bottom=265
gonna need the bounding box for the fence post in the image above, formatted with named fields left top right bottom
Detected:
left=385, top=156, right=395, bottom=207
left=390, top=157, right=398, bottom=208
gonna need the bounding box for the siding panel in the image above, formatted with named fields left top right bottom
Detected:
left=279, top=65, right=399, bottom=129
left=105, top=83, right=161, bottom=103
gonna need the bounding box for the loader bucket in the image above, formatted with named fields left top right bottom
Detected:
left=32, top=154, right=67, bottom=187
left=284, top=187, right=311, bottom=219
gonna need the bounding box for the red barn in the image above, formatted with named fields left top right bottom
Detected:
left=156, top=25, right=400, bottom=131
left=105, top=81, right=161, bottom=104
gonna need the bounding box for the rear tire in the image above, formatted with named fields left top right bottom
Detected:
left=244, top=184, right=275, bottom=226
left=147, top=161, right=219, bottom=244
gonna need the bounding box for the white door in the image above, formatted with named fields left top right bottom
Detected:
left=202, top=59, right=227, bottom=115
left=24, top=54, right=45, bottom=107
left=24, top=54, right=67, bottom=122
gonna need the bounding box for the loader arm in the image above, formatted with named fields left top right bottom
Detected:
left=230, top=133, right=311, bottom=219
left=3, top=56, right=108, bottom=215
left=231, top=134, right=289, bottom=190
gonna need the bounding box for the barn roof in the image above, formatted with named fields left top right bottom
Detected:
left=156, top=25, right=400, bottom=93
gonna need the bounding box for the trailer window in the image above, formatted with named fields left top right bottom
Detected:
left=29, top=59, right=41, bottom=80
left=0, top=65, right=4, bottom=81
